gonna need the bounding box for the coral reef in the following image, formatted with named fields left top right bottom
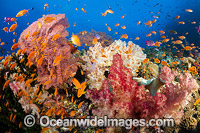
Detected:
left=18, top=14, right=79, bottom=89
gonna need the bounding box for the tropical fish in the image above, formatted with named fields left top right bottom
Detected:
left=82, top=8, right=87, bottom=13
left=3, top=27, right=8, bottom=33
left=92, top=37, right=98, bottom=44
left=43, top=17, right=56, bottom=23
left=106, top=9, right=114, bottom=13
left=152, top=19, right=157, bottom=23
left=145, top=20, right=152, bottom=26
left=108, top=26, right=111, bottom=31
left=174, top=15, right=180, bottom=20
left=9, top=24, right=17, bottom=32
left=52, top=34, right=61, bottom=41
left=142, top=58, right=149, bottom=64
left=154, top=58, right=160, bottom=64
left=120, top=34, right=128, bottom=39
left=121, top=25, right=126, bottom=29
left=115, top=23, right=120, bottom=26
left=121, top=14, right=125, bottom=19
left=137, top=21, right=141, bottom=25
left=178, top=36, right=185, bottom=40
left=185, top=9, right=193, bottom=12
left=145, top=40, right=155, bottom=46
left=53, top=54, right=63, bottom=66
left=71, top=35, right=81, bottom=46
left=135, top=37, right=140, bottom=40
left=101, top=11, right=107, bottom=16
left=178, top=21, right=185, bottom=24
left=16, top=9, right=29, bottom=17
left=4, top=17, right=12, bottom=24
left=11, top=43, right=19, bottom=50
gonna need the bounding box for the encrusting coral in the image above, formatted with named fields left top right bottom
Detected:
left=18, top=14, right=79, bottom=89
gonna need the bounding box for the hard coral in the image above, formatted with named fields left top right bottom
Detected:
left=18, top=14, right=78, bottom=89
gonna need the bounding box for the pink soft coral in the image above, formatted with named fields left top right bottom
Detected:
left=86, top=55, right=199, bottom=125
left=86, top=53, right=167, bottom=119
left=18, top=14, right=79, bottom=89
left=159, top=66, right=199, bottom=124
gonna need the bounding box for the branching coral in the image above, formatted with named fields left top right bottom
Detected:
left=18, top=14, right=79, bottom=89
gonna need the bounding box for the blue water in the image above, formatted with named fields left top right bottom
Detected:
left=0, top=0, right=200, bottom=56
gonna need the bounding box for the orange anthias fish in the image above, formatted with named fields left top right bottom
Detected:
left=159, top=30, right=165, bottom=34
left=137, top=21, right=141, bottom=25
left=115, top=23, right=120, bottom=26
left=9, top=24, right=17, bottom=32
left=3, top=27, right=8, bottom=33
left=146, top=33, right=152, bottom=37
left=53, top=54, right=63, bottom=66
left=3, top=80, right=10, bottom=90
left=120, top=34, right=128, bottom=39
left=121, top=25, right=126, bottom=29
left=154, top=58, right=160, bottom=64
left=16, top=9, right=29, bottom=17
left=152, top=19, right=157, bottom=24
left=184, top=46, right=192, bottom=51
left=178, top=36, right=185, bottom=40
left=11, top=43, right=19, bottom=50
left=162, top=39, right=170, bottom=43
left=145, top=20, right=152, bottom=26
left=161, top=61, right=169, bottom=66
left=189, top=66, right=198, bottom=74
left=82, top=8, right=87, bottom=13
left=44, top=3, right=49, bottom=8
left=71, top=35, right=81, bottom=46
left=135, top=37, right=140, bottom=40
left=72, top=78, right=87, bottom=98
left=92, top=37, right=98, bottom=44
left=121, top=14, right=125, bottom=19
left=52, top=34, right=62, bottom=41
left=174, top=15, right=180, bottom=20
left=151, top=31, right=156, bottom=34
left=194, top=98, right=200, bottom=106
left=37, top=55, right=45, bottom=67
left=178, top=21, right=185, bottom=24
left=108, top=26, right=111, bottom=31
left=43, top=17, right=56, bottom=23
left=142, top=58, right=149, bottom=64
left=106, top=9, right=114, bottom=14
left=185, top=9, right=193, bottom=12
left=101, top=11, right=107, bottom=16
